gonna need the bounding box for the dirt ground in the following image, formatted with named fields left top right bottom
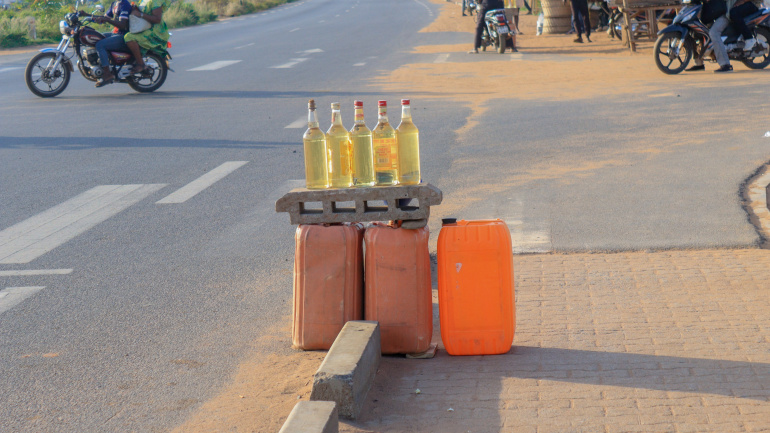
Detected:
left=169, top=1, right=769, bottom=432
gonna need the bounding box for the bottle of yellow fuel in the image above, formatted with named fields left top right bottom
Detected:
left=350, top=100, right=376, bottom=187
left=326, top=102, right=353, bottom=188
left=372, top=101, right=398, bottom=186
left=302, top=99, right=329, bottom=189
left=396, top=99, right=421, bottom=185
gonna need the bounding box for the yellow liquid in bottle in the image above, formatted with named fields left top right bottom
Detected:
left=397, top=119, right=420, bottom=185
left=327, top=104, right=353, bottom=188
left=372, top=105, right=398, bottom=186
left=303, top=128, right=328, bottom=189
left=350, top=107, right=375, bottom=187
left=303, top=100, right=328, bottom=189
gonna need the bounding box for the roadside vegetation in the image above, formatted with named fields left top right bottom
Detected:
left=1, top=0, right=294, bottom=48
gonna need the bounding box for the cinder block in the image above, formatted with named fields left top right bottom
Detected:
left=310, top=321, right=381, bottom=420
left=275, top=183, right=442, bottom=227
left=278, top=401, right=338, bottom=433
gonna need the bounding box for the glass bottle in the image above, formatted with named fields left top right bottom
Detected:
left=372, top=100, right=398, bottom=186
left=396, top=99, right=421, bottom=185
left=350, top=100, right=376, bottom=187
left=302, top=99, right=328, bottom=189
left=326, top=102, right=353, bottom=188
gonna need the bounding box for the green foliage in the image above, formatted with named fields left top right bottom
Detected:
left=0, top=0, right=291, bottom=47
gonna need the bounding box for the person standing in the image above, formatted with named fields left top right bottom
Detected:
left=569, top=0, right=591, bottom=43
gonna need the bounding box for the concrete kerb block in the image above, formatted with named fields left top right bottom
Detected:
left=278, top=401, right=338, bottom=433
left=310, top=321, right=381, bottom=420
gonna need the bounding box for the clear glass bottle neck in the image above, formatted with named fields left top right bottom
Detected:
left=401, top=105, right=412, bottom=121
left=354, top=107, right=365, bottom=125
left=331, top=109, right=343, bottom=126
left=378, top=107, right=389, bottom=123
left=307, top=108, right=319, bottom=128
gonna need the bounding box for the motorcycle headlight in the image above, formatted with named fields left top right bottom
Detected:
left=59, top=20, right=72, bottom=35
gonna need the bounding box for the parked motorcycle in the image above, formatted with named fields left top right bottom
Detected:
left=24, top=7, right=171, bottom=97
left=654, top=0, right=770, bottom=74
left=476, top=7, right=514, bottom=53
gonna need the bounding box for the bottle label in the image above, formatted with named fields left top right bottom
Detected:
left=373, top=138, right=396, bottom=169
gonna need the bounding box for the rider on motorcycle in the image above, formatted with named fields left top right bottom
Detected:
left=91, top=0, right=132, bottom=87
left=730, top=0, right=760, bottom=51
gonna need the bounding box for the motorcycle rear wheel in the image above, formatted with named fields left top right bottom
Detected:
left=498, top=33, right=506, bottom=53
left=654, top=33, right=693, bottom=75
left=25, top=52, right=70, bottom=98
left=128, top=52, right=167, bottom=93
left=741, top=27, right=770, bottom=69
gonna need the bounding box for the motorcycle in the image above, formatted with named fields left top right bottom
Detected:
left=654, top=0, right=770, bottom=74
left=476, top=7, right=514, bottom=53
left=24, top=6, right=171, bottom=98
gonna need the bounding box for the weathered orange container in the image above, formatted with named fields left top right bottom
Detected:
left=293, top=223, right=364, bottom=350
left=364, top=223, right=432, bottom=355
left=437, top=218, right=515, bottom=356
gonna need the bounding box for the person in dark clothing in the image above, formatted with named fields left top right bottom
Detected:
left=730, top=0, right=760, bottom=51
left=91, top=0, right=132, bottom=87
left=569, top=0, right=591, bottom=43
left=469, top=0, right=505, bottom=53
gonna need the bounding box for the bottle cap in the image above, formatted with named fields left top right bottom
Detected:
left=401, top=99, right=410, bottom=105
left=378, top=100, right=387, bottom=107
left=442, top=218, right=457, bottom=225
left=331, top=102, right=340, bottom=110
left=354, top=100, right=363, bottom=107
left=308, top=99, right=316, bottom=110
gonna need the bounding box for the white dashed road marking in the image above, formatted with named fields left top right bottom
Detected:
left=157, top=161, right=249, bottom=204
left=0, top=67, right=22, bottom=74
left=0, top=269, right=73, bottom=276
left=270, top=58, right=308, bottom=68
left=0, top=286, right=45, bottom=314
left=234, top=43, right=255, bottom=50
left=285, top=117, right=307, bottom=129
left=187, top=60, right=242, bottom=71
left=434, top=54, right=449, bottom=63
left=0, top=184, right=166, bottom=264
left=353, top=62, right=366, bottom=67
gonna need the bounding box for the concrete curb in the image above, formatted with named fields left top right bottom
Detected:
left=310, top=321, right=381, bottom=420
left=278, top=401, right=338, bottom=433
left=742, top=163, right=770, bottom=247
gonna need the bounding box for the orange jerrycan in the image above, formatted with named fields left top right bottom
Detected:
left=364, top=223, right=432, bottom=355
left=293, top=223, right=364, bottom=350
left=437, top=218, right=515, bottom=356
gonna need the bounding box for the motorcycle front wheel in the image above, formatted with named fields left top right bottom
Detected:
left=128, top=52, right=167, bottom=93
left=654, top=33, right=693, bottom=75
left=25, top=52, right=70, bottom=98
left=742, top=27, right=770, bottom=69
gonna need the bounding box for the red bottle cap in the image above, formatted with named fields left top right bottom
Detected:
left=378, top=100, right=387, bottom=107
left=354, top=100, right=363, bottom=107
left=401, top=99, right=410, bottom=105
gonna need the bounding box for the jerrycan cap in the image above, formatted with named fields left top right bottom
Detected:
left=442, top=218, right=457, bottom=225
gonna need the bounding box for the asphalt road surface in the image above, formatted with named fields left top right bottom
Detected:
left=1, top=0, right=769, bottom=431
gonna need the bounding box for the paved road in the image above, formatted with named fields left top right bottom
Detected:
left=1, top=0, right=770, bottom=431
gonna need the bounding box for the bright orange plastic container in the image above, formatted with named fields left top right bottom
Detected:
left=364, top=223, right=432, bottom=355
left=293, top=223, right=364, bottom=350
left=437, top=219, right=515, bottom=356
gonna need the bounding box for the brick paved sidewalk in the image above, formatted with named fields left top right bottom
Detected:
left=344, top=249, right=770, bottom=433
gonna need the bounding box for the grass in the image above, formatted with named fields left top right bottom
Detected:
left=0, top=0, right=296, bottom=48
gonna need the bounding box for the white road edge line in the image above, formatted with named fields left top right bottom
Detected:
left=187, top=60, right=242, bottom=71
left=0, top=286, right=45, bottom=314
left=0, top=269, right=73, bottom=276
left=157, top=161, right=249, bottom=204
